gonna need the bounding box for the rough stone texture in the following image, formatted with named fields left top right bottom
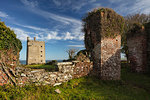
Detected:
left=0, top=68, right=9, bottom=86
left=127, top=24, right=148, bottom=73
left=83, top=8, right=123, bottom=80
left=90, top=36, right=121, bottom=80
left=127, top=34, right=147, bottom=72
left=0, top=61, right=93, bottom=86
left=73, top=62, right=93, bottom=78
left=100, top=36, right=121, bottom=80
left=57, top=61, right=93, bottom=78
left=0, top=49, right=20, bottom=67
left=27, top=37, right=45, bottom=65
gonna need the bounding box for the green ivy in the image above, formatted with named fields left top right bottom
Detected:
left=82, top=8, right=125, bottom=39
left=0, top=20, right=22, bottom=53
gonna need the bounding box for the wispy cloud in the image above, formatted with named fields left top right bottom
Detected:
left=52, top=0, right=97, bottom=11
left=0, top=11, right=8, bottom=18
left=15, top=23, right=49, bottom=32
left=68, top=45, right=84, bottom=48
left=11, top=27, right=31, bottom=41
left=32, top=8, right=82, bottom=25
left=52, top=0, right=61, bottom=6
left=21, top=0, right=38, bottom=8
left=113, top=0, right=150, bottom=15
left=20, top=0, right=84, bottom=41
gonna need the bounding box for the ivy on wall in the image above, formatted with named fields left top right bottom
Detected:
left=0, top=20, right=22, bottom=53
left=82, top=8, right=124, bottom=51
left=82, top=8, right=125, bottom=39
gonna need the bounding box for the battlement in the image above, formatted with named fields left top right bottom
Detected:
left=27, top=37, right=45, bottom=43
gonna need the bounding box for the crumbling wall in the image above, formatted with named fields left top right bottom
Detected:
left=0, top=68, right=9, bottom=86
left=127, top=24, right=147, bottom=72
left=0, top=21, right=22, bottom=67
left=0, top=49, right=20, bottom=67
left=57, top=61, right=93, bottom=78
left=83, top=8, right=124, bottom=80
left=0, top=61, right=93, bottom=86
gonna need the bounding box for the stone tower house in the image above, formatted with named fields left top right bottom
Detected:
left=26, top=37, right=45, bottom=65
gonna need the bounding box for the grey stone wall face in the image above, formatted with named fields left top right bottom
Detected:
left=27, top=38, right=45, bottom=65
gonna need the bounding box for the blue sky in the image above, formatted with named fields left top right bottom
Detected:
left=0, top=0, right=150, bottom=60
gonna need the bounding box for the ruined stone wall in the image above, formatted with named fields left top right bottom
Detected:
left=27, top=37, right=45, bottom=65
left=0, top=61, right=93, bottom=86
left=127, top=35, right=147, bottom=72
left=0, top=49, right=20, bottom=67
left=91, top=36, right=121, bottom=80
left=83, top=8, right=124, bottom=80
left=100, top=35, right=121, bottom=80
left=57, top=61, right=93, bottom=78
left=0, top=68, right=9, bottom=86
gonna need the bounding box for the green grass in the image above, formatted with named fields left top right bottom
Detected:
left=0, top=63, right=150, bottom=100
left=26, top=64, right=58, bottom=72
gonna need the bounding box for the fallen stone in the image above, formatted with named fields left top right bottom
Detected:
left=55, top=89, right=61, bottom=94
left=21, top=73, right=26, bottom=77
left=53, top=83, right=62, bottom=86
left=31, top=69, right=45, bottom=73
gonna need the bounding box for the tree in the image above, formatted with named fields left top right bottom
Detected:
left=66, top=48, right=78, bottom=60
left=122, top=13, right=150, bottom=61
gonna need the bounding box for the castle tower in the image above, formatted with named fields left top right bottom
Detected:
left=26, top=37, right=45, bottom=65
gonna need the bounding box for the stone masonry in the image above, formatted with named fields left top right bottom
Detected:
left=0, top=61, right=93, bottom=86
left=26, top=37, right=45, bottom=65
left=127, top=33, right=147, bottom=72
left=0, top=49, right=20, bottom=67
left=83, top=8, right=124, bottom=80
left=127, top=23, right=150, bottom=73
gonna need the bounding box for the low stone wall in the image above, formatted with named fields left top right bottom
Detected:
left=57, top=61, right=93, bottom=78
left=15, top=67, right=72, bottom=86
left=0, top=61, right=93, bottom=86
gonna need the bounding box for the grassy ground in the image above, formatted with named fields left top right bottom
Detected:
left=25, top=64, right=58, bottom=72
left=0, top=63, right=150, bottom=100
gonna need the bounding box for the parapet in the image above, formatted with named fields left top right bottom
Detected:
left=27, top=37, right=45, bottom=43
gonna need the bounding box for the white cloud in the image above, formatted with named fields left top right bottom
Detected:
left=15, top=23, right=49, bottom=32
left=20, top=0, right=84, bottom=41
left=46, top=32, right=62, bottom=40
left=21, top=0, right=38, bottom=8
left=11, top=28, right=31, bottom=41
left=63, top=32, right=75, bottom=40
left=113, top=0, right=150, bottom=15
left=68, top=45, right=84, bottom=48
left=0, top=11, right=8, bottom=18
left=31, top=8, right=82, bottom=25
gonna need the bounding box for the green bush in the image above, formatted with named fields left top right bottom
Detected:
left=0, top=20, right=22, bottom=53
